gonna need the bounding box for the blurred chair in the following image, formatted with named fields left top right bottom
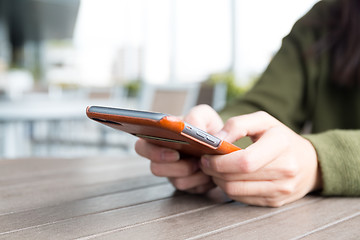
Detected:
left=82, top=86, right=126, bottom=101
left=196, top=82, right=227, bottom=111
left=29, top=85, right=133, bottom=157
left=138, top=82, right=200, bottom=116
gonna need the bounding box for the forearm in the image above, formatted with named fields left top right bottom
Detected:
left=304, top=130, right=360, bottom=196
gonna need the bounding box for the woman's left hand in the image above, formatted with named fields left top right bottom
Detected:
left=200, top=111, right=322, bottom=207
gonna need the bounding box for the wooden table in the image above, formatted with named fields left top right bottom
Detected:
left=1, top=156, right=359, bottom=239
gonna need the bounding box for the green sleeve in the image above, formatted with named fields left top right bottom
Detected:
left=304, top=130, right=360, bottom=196
left=220, top=3, right=320, bottom=148
left=221, top=1, right=325, bottom=133
left=221, top=28, right=310, bottom=132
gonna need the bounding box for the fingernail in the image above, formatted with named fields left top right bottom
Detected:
left=161, top=149, right=180, bottom=161
left=215, top=130, right=228, bottom=140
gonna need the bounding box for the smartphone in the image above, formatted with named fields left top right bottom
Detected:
left=86, top=106, right=241, bottom=157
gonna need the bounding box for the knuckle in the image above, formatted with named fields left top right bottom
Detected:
left=239, top=159, right=252, bottom=173
left=238, top=153, right=256, bottom=173
left=254, top=111, right=280, bottom=126
left=197, top=104, right=212, bottom=111
left=134, top=140, right=142, bottom=154
left=277, top=182, right=296, bottom=195
left=225, top=116, right=248, bottom=137
left=184, top=167, right=195, bottom=177
left=134, top=139, right=149, bottom=157
left=211, top=159, right=225, bottom=173
left=226, top=117, right=241, bottom=130
left=150, top=163, right=163, bottom=177
left=185, top=104, right=212, bottom=124
left=193, top=185, right=209, bottom=194
left=181, top=162, right=197, bottom=176
left=265, top=197, right=286, bottom=208
left=222, top=173, right=234, bottom=181
left=171, top=178, right=190, bottom=191
left=254, top=111, right=270, bottom=119
left=184, top=114, right=201, bottom=126
left=194, top=182, right=215, bottom=194
left=277, top=156, right=299, bottom=178
left=135, top=140, right=163, bottom=162
left=283, top=164, right=299, bottom=178
left=275, top=127, right=291, bottom=148
left=223, top=182, right=240, bottom=196
left=149, top=151, right=162, bottom=162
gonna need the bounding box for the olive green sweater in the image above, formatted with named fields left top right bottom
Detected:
left=221, top=0, right=360, bottom=196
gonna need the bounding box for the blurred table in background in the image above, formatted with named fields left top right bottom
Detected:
left=1, top=156, right=359, bottom=239
left=0, top=97, right=135, bottom=158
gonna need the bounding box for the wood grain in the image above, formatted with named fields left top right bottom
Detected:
left=297, top=212, right=360, bottom=240
left=199, top=197, right=360, bottom=240
left=1, top=157, right=359, bottom=240
left=0, top=194, right=225, bottom=239
left=0, top=156, right=149, bottom=185
left=85, top=197, right=319, bottom=240
left=0, top=181, right=173, bottom=233
left=0, top=156, right=153, bottom=213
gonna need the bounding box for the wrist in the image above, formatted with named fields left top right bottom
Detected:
left=304, top=138, right=323, bottom=193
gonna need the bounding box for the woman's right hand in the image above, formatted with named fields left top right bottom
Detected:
left=135, top=105, right=224, bottom=194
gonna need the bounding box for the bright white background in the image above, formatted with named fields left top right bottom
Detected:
left=71, top=0, right=319, bottom=86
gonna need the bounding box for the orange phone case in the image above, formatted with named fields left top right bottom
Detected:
left=86, top=106, right=241, bottom=156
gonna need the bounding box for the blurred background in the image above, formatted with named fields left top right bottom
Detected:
left=0, top=0, right=318, bottom=159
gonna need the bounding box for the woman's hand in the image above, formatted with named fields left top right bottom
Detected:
left=200, top=111, right=322, bottom=207
left=135, top=105, right=223, bottom=194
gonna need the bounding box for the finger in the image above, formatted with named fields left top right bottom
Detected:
left=201, top=156, right=296, bottom=181
left=169, top=171, right=213, bottom=191
left=226, top=190, right=305, bottom=207
left=201, top=126, right=289, bottom=173
left=227, top=196, right=285, bottom=207
left=221, top=111, right=280, bottom=143
left=186, top=181, right=216, bottom=194
left=135, top=139, right=180, bottom=163
left=150, top=159, right=199, bottom=177
left=184, top=104, right=224, bottom=134
left=213, top=177, right=280, bottom=198
left=213, top=177, right=298, bottom=204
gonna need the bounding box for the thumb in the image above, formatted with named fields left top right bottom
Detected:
left=219, top=111, right=280, bottom=143
left=184, top=104, right=224, bottom=134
